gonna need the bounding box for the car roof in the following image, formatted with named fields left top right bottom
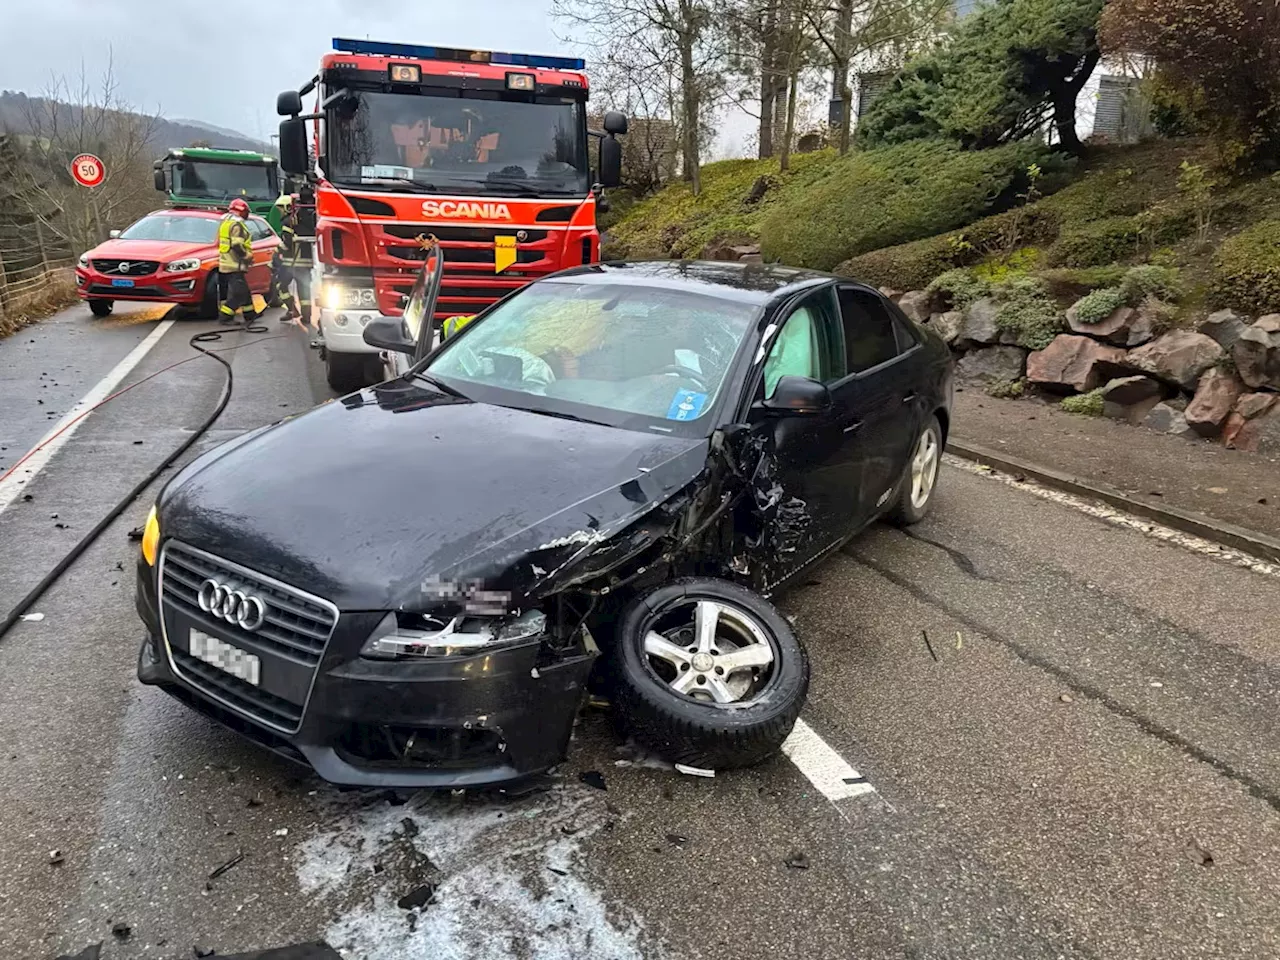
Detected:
left=547, top=260, right=835, bottom=306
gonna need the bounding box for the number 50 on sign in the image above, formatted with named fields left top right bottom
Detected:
left=70, top=154, right=105, bottom=188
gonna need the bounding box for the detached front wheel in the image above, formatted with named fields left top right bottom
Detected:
left=612, top=578, right=809, bottom=770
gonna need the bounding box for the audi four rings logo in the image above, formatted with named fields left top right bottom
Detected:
left=197, top=579, right=267, bottom=631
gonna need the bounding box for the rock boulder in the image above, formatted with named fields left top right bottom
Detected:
left=929, top=311, right=964, bottom=345
left=1125, top=331, right=1223, bottom=391
left=1100, top=376, right=1163, bottom=424
left=1231, top=314, right=1280, bottom=390
left=957, top=346, right=1028, bottom=383
left=1199, top=309, right=1250, bottom=350
left=1184, top=368, right=1244, bottom=437
left=1066, top=303, right=1137, bottom=346
left=897, top=290, right=936, bottom=324
left=1222, top=393, right=1280, bottom=449
left=955, top=298, right=1002, bottom=349
left=1027, top=335, right=1127, bottom=393
left=1142, top=402, right=1197, bottom=439
left=1223, top=407, right=1280, bottom=454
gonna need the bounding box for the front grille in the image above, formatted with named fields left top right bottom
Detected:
left=171, top=648, right=304, bottom=730
left=93, top=259, right=159, bottom=276
left=382, top=223, right=550, bottom=244
left=385, top=244, right=545, bottom=266
left=160, top=541, right=338, bottom=733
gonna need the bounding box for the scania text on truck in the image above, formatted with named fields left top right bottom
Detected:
left=276, top=37, right=626, bottom=392
left=153, top=147, right=281, bottom=218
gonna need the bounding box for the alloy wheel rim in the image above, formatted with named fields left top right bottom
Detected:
left=642, top=599, right=778, bottom=705
left=910, top=429, right=939, bottom=509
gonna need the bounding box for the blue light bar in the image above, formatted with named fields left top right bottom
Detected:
left=332, top=38, right=585, bottom=71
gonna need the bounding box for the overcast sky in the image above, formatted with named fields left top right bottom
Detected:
left=0, top=0, right=754, bottom=157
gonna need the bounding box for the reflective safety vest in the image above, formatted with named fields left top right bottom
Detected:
left=217, top=214, right=253, bottom=273
left=280, top=222, right=312, bottom=268
left=442, top=314, right=477, bottom=339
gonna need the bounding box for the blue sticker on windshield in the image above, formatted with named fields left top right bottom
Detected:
left=667, top=389, right=708, bottom=421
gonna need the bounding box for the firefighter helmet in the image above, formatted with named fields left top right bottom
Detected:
left=229, top=197, right=250, bottom=217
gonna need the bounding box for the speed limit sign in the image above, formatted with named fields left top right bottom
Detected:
left=70, top=154, right=105, bottom=188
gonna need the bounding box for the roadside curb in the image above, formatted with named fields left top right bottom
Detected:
left=946, top=438, right=1280, bottom=565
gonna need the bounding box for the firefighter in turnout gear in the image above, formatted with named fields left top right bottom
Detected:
left=273, top=193, right=314, bottom=326
left=217, top=198, right=258, bottom=323
left=269, top=194, right=301, bottom=321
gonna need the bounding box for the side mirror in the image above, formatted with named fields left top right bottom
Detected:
left=279, top=118, right=309, bottom=176
left=363, top=316, right=415, bottom=354
left=153, top=168, right=165, bottom=191
left=603, top=111, right=628, bottom=136
left=109, top=229, right=121, bottom=239
left=277, top=90, right=303, bottom=117
left=599, top=136, right=622, bottom=189
left=760, top=376, right=832, bottom=416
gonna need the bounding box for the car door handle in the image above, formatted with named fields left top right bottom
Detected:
left=843, top=419, right=864, bottom=434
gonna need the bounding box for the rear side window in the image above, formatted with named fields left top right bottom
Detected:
left=837, top=287, right=902, bottom=374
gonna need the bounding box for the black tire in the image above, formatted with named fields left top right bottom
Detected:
left=325, top=351, right=384, bottom=393
left=611, top=577, right=809, bottom=770
left=193, top=271, right=220, bottom=320
left=88, top=299, right=113, bottom=318
left=888, top=414, right=942, bottom=526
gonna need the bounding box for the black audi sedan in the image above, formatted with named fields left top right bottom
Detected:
left=135, top=261, right=953, bottom=788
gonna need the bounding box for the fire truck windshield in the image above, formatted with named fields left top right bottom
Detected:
left=327, top=89, right=589, bottom=197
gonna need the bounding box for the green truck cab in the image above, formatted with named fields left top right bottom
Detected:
left=153, top=147, right=281, bottom=218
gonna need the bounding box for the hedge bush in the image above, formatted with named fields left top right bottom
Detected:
left=1047, top=216, right=1140, bottom=266
left=1211, top=219, right=1280, bottom=314
left=759, top=140, right=1054, bottom=271
left=1060, top=388, right=1105, bottom=415
left=1071, top=286, right=1129, bottom=324
left=992, top=276, right=1065, bottom=349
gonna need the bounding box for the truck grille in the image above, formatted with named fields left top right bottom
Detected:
left=93, top=259, right=159, bottom=276
left=382, top=224, right=550, bottom=244
left=159, top=541, right=338, bottom=733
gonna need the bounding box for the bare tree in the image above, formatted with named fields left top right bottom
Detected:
left=4, top=57, right=161, bottom=257
left=555, top=0, right=728, bottom=194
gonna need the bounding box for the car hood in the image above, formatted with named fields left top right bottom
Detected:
left=86, top=238, right=213, bottom=263
left=159, top=377, right=709, bottom=611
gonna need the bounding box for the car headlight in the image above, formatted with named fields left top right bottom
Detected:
left=164, top=257, right=201, bottom=273
left=360, top=609, right=546, bottom=659
left=78, top=254, right=90, bottom=268
left=141, top=505, right=160, bottom=567
left=322, top=282, right=377, bottom=311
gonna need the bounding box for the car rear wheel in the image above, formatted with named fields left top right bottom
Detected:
left=611, top=578, right=809, bottom=770
left=88, top=299, right=113, bottom=318
left=889, top=414, right=942, bottom=526
left=325, top=350, right=384, bottom=393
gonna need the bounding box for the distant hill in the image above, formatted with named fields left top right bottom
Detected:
left=0, top=91, right=272, bottom=155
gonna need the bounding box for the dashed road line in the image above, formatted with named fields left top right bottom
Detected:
left=781, top=717, right=876, bottom=803
left=0, top=319, right=174, bottom=515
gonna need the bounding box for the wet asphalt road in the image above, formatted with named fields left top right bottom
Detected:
left=1, top=302, right=1278, bottom=960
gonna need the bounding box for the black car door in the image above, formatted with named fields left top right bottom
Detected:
left=745, top=286, right=859, bottom=584
left=834, top=285, right=922, bottom=522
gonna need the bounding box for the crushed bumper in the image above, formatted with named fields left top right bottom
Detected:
left=135, top=559, right=594, bottom=789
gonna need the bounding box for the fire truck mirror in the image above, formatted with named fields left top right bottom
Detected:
left=279, top=119, right=309, bottom=176
left=599, top=135, right=622, bottom=189
left=603, top=111, right=629, bottom=136
left=277, top=90, right=304, bottom=117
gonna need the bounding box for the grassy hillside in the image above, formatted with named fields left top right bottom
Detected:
left=607, top=138, right=1280, bottom=316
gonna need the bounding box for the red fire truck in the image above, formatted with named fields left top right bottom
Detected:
left=277, top=38, right=626, bottom=391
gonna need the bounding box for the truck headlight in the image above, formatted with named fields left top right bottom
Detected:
left=164, top=257, right=201, bottom=273
left=360, top=610, right=546, bottom=659
left=322, top=282, right=377, bottom=311
left=141, top=505, right=160, bottom=566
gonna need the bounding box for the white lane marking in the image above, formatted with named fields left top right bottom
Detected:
left=944, top=454, right=1280, bottom=580
left=781, top=717, right=876, bottom=802
left=0, top=319, right=175, bottom=515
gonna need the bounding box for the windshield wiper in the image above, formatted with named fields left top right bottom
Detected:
left=518, top=405, right=605, bottom=426
left=411, top=371, right=468, bottom=398
left=339, top=176, right=438, bottom=193
left=481, top=178, right=544, bottom=196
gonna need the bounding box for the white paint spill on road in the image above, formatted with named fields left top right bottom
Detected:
left=0, top=319, right=175, bottom=514
left=295, top=787, right=661, bottom=960
left=781, top=718, right=876, bottom=802
left=945, top=454, right=1280, bottom=580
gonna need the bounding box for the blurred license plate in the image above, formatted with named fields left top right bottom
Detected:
left=111, top=278, right=134, bottom=288
left=189, top=627, right=260, bottom=686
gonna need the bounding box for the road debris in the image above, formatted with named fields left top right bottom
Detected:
left=400, top=816, right=419, bottom=838
left=208, top=852, right=246, bottom=882
left=126, top=527, right=143, bottom=541
left=1060, top=694, right=1074, bottom=703
left=666, top=833, right=689, bottom=846
left=921, top=629, right=940, bottom=663
left=54, top=944, right=101, bottom=960
left=48, top=848, right=64, bottom=865
left=674, top=763, right=715, bottom=778
left=273, top=827, right=289, bottom=837
left=1150, top=681, right=1164, bottom=689
left=1186, top=840, right=1214, bottom=867
left=396, top=882, right=438, bottom=910
left=110, top=921, right=131, bottom=940
left=20, top=613, right=44, bottom=622
left=784, top=851, right=810, bottom=870
left=579, top=770, right=607, bottom=790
